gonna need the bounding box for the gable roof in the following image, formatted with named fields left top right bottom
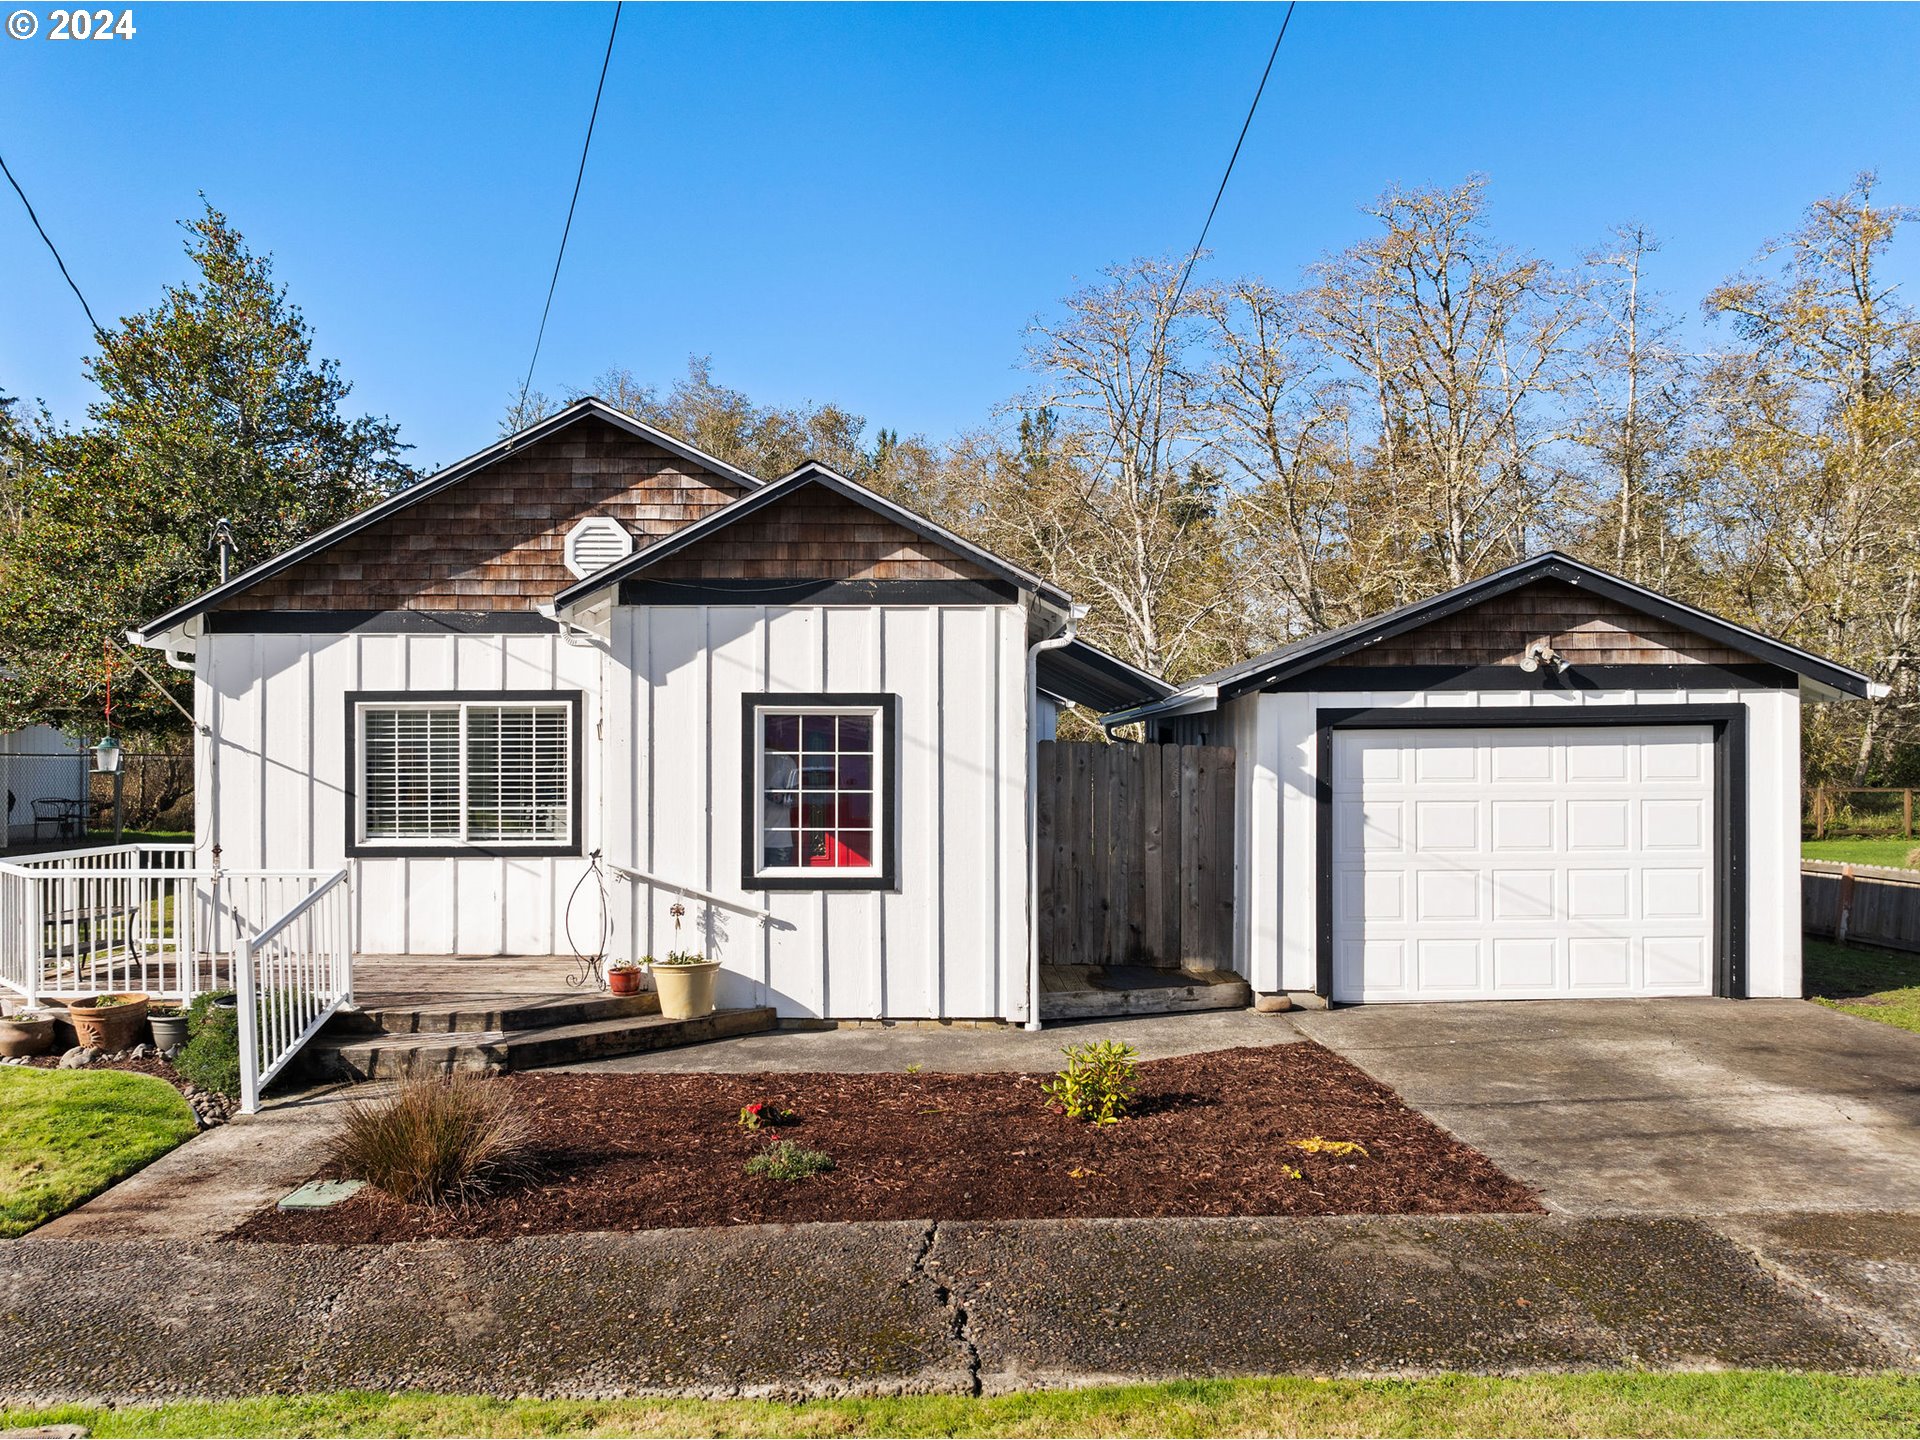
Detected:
left=134, top=398, right=763, bottom=641
left=553, top=461, right=1072, bottom=613
left=1038, top=638, right=1175, bottom=713
left=1102, top=551, right=1883, bottom=726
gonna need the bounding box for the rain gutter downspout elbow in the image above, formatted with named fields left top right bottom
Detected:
left=1025, top=602, right=1086, bottom=1032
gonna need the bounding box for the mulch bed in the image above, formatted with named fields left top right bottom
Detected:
left=22, top=1052, right=185, bottom=1089
left=238, top=1043, right=1541, bottom=1242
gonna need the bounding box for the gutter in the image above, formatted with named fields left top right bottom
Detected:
left=1025, top=601, right=1086, bottom=1031
left=1100, top=683, right=1220, bottom=735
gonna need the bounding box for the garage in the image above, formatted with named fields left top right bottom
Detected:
left=1106, top=551, right=1885, bottom=1006
left=1330, top=722, right=1718, bottom=1002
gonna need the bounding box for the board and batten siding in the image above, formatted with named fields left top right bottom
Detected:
left=1223, top=684, right=1802, bottom=998
left=606, top=603, right=1030, bottom=1022
left=198, top=629, right=603, bottom=955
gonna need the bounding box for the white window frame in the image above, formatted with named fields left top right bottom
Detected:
left=743, top=693, right=897, bottom=892
left=349, top=691, right=581, bottom=856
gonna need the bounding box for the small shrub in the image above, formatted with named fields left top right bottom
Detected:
left=737, top=1101, right=797, bottom=1131
left=744, top=1139, right=835, bottom=1182
left=328, top=1074, right=533, bottom=1208
left=1042, top=1039, right=1139, bottom=1124
left=175, top=992, right=241, bottom=1097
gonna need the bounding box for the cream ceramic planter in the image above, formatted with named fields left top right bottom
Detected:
left=651, top=961, right=721, bottom=1020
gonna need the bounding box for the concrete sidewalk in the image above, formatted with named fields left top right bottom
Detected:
left=34, top=1087, right=352, bottom=1241
left=557, top=1007, right=1302, bottom=1074
left=1, top=1213, right=1910, bottom=1403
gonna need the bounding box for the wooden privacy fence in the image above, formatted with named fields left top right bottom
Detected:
left=1035, top=741, right=1235, bottom=970
left=1803, top=861, right=1920, bottom=954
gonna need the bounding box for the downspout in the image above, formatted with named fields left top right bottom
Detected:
left=1025, top=601, right=1086, bottom=1031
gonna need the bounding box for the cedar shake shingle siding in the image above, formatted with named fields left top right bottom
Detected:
left=640, top=486, right=995, bottom=583
left=225, top=419, right=747, bottom=612
left=1330, top=579, right=1750, bottom=667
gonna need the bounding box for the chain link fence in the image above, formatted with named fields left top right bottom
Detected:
left=1, top=741, right=193, bottom=853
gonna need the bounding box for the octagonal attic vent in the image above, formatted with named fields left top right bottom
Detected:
left=563, top=515, right=636, bottom=580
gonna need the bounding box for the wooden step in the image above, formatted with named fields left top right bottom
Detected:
left=324, top=990, right=660, bottom=1037
left=306, top=1005, right=779, bottom=1081
left=1039, top=967, right=1252, bottom=1022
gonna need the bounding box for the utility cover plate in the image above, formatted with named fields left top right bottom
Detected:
left=278, top=1179, right=365, bottom=1211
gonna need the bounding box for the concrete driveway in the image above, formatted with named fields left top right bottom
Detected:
left=1291, top=997, right=1920, bottom=1216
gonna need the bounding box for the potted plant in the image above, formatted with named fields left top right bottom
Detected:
left=148, top=1003, right=190, bottom=1050
left=65, top=993, right=150, bottom=1052
left=0, top=1007, right=56, bottom=1058
left=606, top=960, right=645, bottom=997
left=649, top=902, right=721, bottom=1019
left=650, top=952, right=720, bottom=1019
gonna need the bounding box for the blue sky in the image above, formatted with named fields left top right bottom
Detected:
left=3, top=2, right=1918, bottom=471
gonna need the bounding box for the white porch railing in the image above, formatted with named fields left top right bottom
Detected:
left=0, top=843, right=354, bottom=1114
left=236, top=866, right=352, bottom=1114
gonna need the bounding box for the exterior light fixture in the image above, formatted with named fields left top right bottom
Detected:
left=1519, top=642, right=1569, bottom=676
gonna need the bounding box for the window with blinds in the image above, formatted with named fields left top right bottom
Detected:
left=355, top=698, right=574, bottom=849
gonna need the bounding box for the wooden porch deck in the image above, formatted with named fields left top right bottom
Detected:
left=350, top=954, right=612, bottom=1011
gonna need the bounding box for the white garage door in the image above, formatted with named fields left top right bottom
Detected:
left=1331, top=724, right=1716, bottom=1003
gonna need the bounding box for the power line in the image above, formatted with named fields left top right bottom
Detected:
left=1078, top=4, right=1298, bottom=497
left=517, top=0, right=623, bottom=417
left=0, top=150, right=108, bottom=339
left=1165, top=1, right=1296, bottom=322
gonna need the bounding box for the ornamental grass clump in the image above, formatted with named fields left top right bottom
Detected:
left=1042, top=1039, right=1139, bottom=1125
left=329, top=1073, right=533, bottom=1208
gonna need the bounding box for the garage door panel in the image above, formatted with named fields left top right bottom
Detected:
left=1339, top=869, right=1403, bottom=923
left=1414, top=738, right=1480, bottom=782
left=1491, top=868, right=1554, bottom=920
left=1568, top=868, right=1631, bottom=920
left=1492, top=800, right=1554, bottom=851
left=1643, top=798, right=1706, bottom=850
left=1415, top=868, right=1480, bottom=921
left=1643, top=868, right=1706, bottom=920
left=1331, top=724, right=1715, bottom=1003
left=1490, top=741, right=1554, bottom=783
left=1568, top=936, right=1633, bottom=990
left=1416, top=938, right=1481, bottom=991
left=1567, top=799, right=1630, bottom=850
left=1645, top=935, right=1710, bottom=988
left=1641, top=733, right=1706, bottom=782
left=1494, top=937, right=1558, bottom=989
left=1566, top=739, right=1630, bottom=782
left=1416, top=800, right=1479, bottom=850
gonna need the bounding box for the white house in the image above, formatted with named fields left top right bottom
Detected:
left=132, top=399, right=1169, bottom=1025
left=132, top=402, right=1879, bottom=1026
left=1104, top=553, right=1883, bottom=1006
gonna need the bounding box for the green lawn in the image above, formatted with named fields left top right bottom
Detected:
left=6, top=1374, right=1920, bottom=1438
left=1802, top=837, right=1919, bottom=869
left=1804, top=937, right=1920, bottom=1036
left=0, top=1067, right=198, bottom=1237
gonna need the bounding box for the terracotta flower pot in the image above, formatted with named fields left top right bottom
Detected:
left=0, top=1014, right=55, bottom=1058
left=607, top=967, right=644, bottom=997
left=651, top=961, right=721, bottom=1020
left=65, top=994, right=149, bottom=1053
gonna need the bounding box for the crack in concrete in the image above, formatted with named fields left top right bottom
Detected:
left=907, top=1220, right=981, bottom=1395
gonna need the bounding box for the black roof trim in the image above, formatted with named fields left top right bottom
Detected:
left=1037, top=638, right=1174, bottom=713
left=554, top=461, right=1072, bottom=611
left=1108, top=551, right=1878, bottom=723
left=135, top=399, right=764, bottom=640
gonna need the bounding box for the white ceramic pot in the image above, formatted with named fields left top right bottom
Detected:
left=651, top=961, right=721, bottom=1020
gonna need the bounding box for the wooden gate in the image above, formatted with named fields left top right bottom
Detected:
left=1035, top=741, right=1235, bottom=970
